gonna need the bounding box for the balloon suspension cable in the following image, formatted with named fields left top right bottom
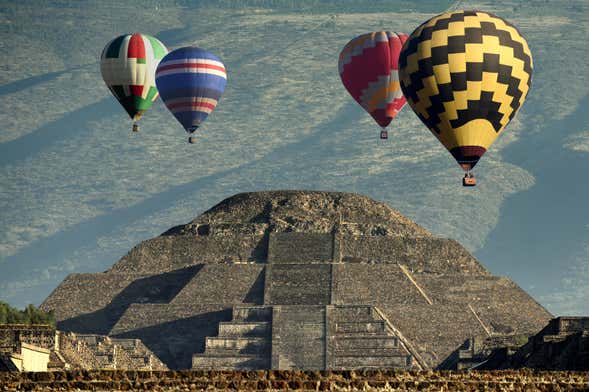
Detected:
left=187, top=126, right=198, bottom=144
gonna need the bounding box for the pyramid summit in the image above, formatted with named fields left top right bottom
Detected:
left=41, top=190, right=551, bottom=370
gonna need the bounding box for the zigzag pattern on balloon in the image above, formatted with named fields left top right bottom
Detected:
left=399, top=10, right=533, bottom=168
left=339, top=31, right=408, bottom=129
left=338, top=33, right=384, bottom=73
left=359, top=74, right=403, bottom=112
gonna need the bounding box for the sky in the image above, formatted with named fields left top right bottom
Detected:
left=0, top=0, right=587, bottom=316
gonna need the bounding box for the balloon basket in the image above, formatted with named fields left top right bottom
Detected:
left=462, top=174, right=477, bottom=187
left=188, top=136, right=195, bottom=144
left=132, top=124, right=139, bottom=133
left=380, top=130, right=388, bottom=140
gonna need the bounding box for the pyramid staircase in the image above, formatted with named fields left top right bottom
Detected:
left=331, top=306, right=414, bottom=369
left=192, top=305, right=272, bottom=370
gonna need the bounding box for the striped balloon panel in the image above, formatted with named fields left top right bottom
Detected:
left=399, top=10, right=532, bottom=169
left=100, top=33, right=168, bottom=120
left=339, top=31, right=408, bottom=129
left=155, top=47, right=227, bottom=133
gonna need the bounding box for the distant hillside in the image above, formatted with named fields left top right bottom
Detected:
left=1, top=0, right=587, bottom=317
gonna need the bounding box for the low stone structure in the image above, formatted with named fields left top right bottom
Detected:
left=0, top=325, right=54, bottom=372
left=479, top=317, right=589, bottom=370
left=439, top=334, right=530, bottom=370
left=0, top=325, right=55, bottom=353
left=0, top=325, right=166, bottom=372
left=41, top=191, right=552, bottom=370
left=439, top=317, right=589, bottom=371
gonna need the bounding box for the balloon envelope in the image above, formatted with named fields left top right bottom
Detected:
left=338, top=31, right=408, bottom=130
left=100, top=33, right=168, bottom=121
left=155, top=47, right=227, bottom=134
left=399, top=10, right=533, bottom=170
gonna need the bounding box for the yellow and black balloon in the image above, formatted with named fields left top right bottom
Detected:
left=399, top=10, right=533, bottom=172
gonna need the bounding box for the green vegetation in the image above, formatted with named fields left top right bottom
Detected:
left=0, top=301, right=55, bottom=327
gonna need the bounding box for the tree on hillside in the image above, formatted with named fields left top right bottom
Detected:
left=0, top=302, right=55, bottom=327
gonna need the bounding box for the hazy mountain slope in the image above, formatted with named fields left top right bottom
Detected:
left=0, top=0, right=586, bottom=314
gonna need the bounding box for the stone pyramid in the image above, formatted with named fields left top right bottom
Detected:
left=41, top=191, right=551, bottom=370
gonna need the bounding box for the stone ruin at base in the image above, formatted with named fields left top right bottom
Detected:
left=0, top=324, right=167, bottom=371
left=40, top=190, right=553, bottom=370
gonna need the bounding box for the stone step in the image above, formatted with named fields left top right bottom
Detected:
left=111, top=339, right=140, bottom=350
left=458, top=349, right=475, bottom=359
left=334, top=347, right=408, bottom=357
left=331, top=306, right=374, bottom=322
left=192, top=354, right=270, bottom=370
left=218, top=321, right=271, bottom=337
left=205, top=337, right=269, bottom=354
left=276, top=305, right=325, bottom=323
left=95, top=354, right=114, bottom=365
left=335, top=321, right=386, bottom=334
left=232, top=306, right=272, bottom=322
left=336, top=336, right=399, bottom=349
left=204, top=347, right=271, bottom=357
left=333, top=355, right=411, bottom=368
left=543, top=335, right=569, bottom=343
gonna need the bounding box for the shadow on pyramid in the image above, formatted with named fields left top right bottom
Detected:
left=41, top=191, right=551, bottom=370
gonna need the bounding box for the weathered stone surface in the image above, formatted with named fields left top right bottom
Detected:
left=271, top=306, right=326, bottom=370
left=1, top=369, right=588, bottom=391
left=265, top=264, right=332, bottom=305
left=40, top=191, right=552, bottom=370
left=0, top=325, right=55, bottom=352
left=268, top=232, right=334, bottom=263
left=339, top=235, right=488, bottom=274
left=0, top=325, right=166, bottom=372
left=476, top=317, right=589, bottom=371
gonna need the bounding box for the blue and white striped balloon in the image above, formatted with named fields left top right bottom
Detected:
left=155, top=47, right=227, bottom=141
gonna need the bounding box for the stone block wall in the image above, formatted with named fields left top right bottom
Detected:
left=44, top=267, right=201, bottom=335
left=1, top=369, right=587, bottom=391
left=378, top=303, right=490, bottom=368
left=0, top=325, right=55, bottom=353
left=110, top=304, right=233, bottom=370
left=330, top=264, right=551, bottom=368
left=172, top=265, right=265, bottom=305
left=268, top=233, right=334, bottom=263
left=192, top=305, right=272, bottom=370
left=56, top=332, right=103, bottom=370
left=339, top=235, right=488, bottom=275
left=451, top=279, right=550, bottom=337
left=112, top=224, right=268, bottom=273
left=265, top=264, right=332, bottom=305
left=40, top=274, right=148, bottom=323
left=550, top=317, right=589, bottom=335
left=331, top=264, right=426, bottom=306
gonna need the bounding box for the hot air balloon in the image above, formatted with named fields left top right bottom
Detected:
left=338, top=31, right=408, bottom=140
left=100, top=33, right=168, bottom=132
left=155, top=47, right=227, bottom=144
left=399, top=10, right=533, bottom=186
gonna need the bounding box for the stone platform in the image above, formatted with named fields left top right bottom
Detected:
left=41, top=191, right=552, bottom=370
